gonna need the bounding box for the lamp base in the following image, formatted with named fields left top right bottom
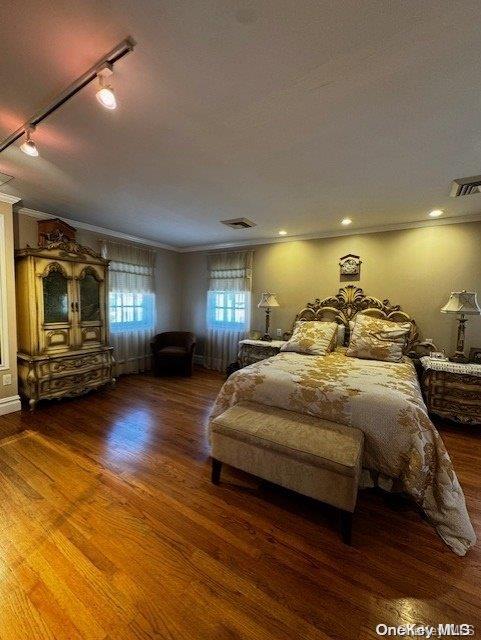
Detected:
left=450, top=314, right=468, bottom=363
left=261, top=334, right=272, bottom=342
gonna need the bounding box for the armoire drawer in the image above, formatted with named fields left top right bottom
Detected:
left=39, top=351, right=110, bottom=377
left=39, top=367, right=111, bottom=395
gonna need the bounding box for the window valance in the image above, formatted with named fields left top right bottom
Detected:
left=207, top=251, right=253, bottom=292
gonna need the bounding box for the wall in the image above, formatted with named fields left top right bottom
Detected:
left=11, top=212, right=481, bottom=362
left=14, top=211, right=182, bottom=333
left=180, top=221, right=481, bottom=356
left=0, top=198, right=21, bottom=418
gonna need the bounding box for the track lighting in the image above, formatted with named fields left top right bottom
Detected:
left=96, top=63, right=117, bottom=110
left=20, top=126, right=39, bottom=157
left=0, top=37, right=134, bottom=156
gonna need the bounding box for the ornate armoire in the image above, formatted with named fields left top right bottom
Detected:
left=15, top=238, right=115, bottom=410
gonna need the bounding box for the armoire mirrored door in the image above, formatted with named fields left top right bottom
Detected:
left=75, top=265, right=105, bottom=349
left=36, top=260, right=75, bottom=353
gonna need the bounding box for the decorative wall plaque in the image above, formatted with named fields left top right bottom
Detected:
left=339, top=254, right=361, bottom=278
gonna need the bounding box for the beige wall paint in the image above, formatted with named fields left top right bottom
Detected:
left=0, top=199, right=20, bottom=417
left=179, top=251, right=210, bottom=355
left=14, top=211, right=182, bottom=333
left=180, top=221, right=481, bottom=356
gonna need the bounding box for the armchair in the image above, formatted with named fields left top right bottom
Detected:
left=151, top=332, right=196, bottom=377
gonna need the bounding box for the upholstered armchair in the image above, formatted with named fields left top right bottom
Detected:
left=151, top=332, right=196, bottom=377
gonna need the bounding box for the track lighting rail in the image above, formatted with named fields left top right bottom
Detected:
left=0, top=37, right=135, bottom=154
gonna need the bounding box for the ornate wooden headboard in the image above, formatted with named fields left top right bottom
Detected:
left=293, top=285, right=420, bottom=351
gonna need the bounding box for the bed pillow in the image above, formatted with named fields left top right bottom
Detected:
left=280, top=321, right=338, bottom=356
left=345, top=314, right=411, bottom=362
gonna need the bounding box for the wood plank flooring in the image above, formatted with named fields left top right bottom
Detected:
left=0, top=370, right=479, bottom=639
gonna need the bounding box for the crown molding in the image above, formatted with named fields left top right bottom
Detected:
left=16, top=206, right=481, bottom=254
left=177, top=212, right=481, bottom=252
left=0, top=193, right=22, bottom=205
left=16, top=207, right=179, bottom=252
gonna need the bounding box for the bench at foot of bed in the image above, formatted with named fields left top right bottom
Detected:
left=209, top=401, right=364, bottom=545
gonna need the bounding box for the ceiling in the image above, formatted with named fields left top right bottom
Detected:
left=2, top=0, right=481, bottom=249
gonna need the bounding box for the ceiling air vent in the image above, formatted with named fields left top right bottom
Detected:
left=450, top=175, right=481, bottom=197
left=221, top=217, right=257, bottom=229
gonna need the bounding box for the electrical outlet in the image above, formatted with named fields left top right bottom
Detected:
left=2, top=374, right=12, bottom=386
left=276, top=328, right=282, bottom=337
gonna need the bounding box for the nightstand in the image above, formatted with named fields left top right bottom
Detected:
left=419, top=357, right=481, bottom=425
left=238, top=339, right=286, bottom=368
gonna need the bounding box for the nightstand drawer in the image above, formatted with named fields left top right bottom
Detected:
left=430, top=397, right=481, bottom=424
left=238, top=339, right=286, bottom=368
left=421, top=365, right=481, bottom=425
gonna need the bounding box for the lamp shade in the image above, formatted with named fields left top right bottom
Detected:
left=258, top=292, right=279, bottom=308
left=441, top=290, right=481, bottom=315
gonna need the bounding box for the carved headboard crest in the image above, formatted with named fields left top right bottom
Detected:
left=294, top=285, right=419, bottom=351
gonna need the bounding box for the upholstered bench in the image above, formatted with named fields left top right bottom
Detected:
left=209, top=402, right=364, bottom=544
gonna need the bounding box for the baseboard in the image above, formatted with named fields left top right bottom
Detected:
left=0, top=395, right=22, bottom=416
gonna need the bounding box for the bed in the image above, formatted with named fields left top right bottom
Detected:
left=211, top=286, right=476, bottom=556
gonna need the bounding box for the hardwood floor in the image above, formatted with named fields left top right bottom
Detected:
left=0, top=370, right=479, bottom=639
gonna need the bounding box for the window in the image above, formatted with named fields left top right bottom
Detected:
left=109, top=292, right=155, bottom=333
left=207, top=290, right=250, bottom=331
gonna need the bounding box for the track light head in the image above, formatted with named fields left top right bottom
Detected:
left=96, top=63, right=117, bottom=110
left=20, top=125, right=39, bottom=157
left=96, top=86, right=117, bottom=110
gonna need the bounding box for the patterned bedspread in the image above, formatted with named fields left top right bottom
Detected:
left=211, top=349, right=476, bottom=555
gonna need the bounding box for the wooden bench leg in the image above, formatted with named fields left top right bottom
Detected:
left=340, top=510, right=353, bottom=545
left=211, top=458, right=222, bottom=485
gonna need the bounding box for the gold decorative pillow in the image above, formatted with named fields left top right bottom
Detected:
left=346, top=314, right=411, bottom=362
left=281, top=321, right=338, bottom=356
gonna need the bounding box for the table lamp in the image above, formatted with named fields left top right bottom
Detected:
left=441, top=290, right=481, bottom=362
left=258, top=292, right=279, bottom=341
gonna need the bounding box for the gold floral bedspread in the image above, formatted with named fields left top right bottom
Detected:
left=211, top=350, right=476, bottom=555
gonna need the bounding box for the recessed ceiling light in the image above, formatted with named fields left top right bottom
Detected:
left=278, top=230, right=287, bottom=236
left=341, top=218, right=352, bottom=226
left=428, top=209, right=443, bottom=218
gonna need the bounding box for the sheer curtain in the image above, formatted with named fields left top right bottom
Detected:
left=205, top=251, right=253, bottom=372
left=101, top=240, right=156, bottom=376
